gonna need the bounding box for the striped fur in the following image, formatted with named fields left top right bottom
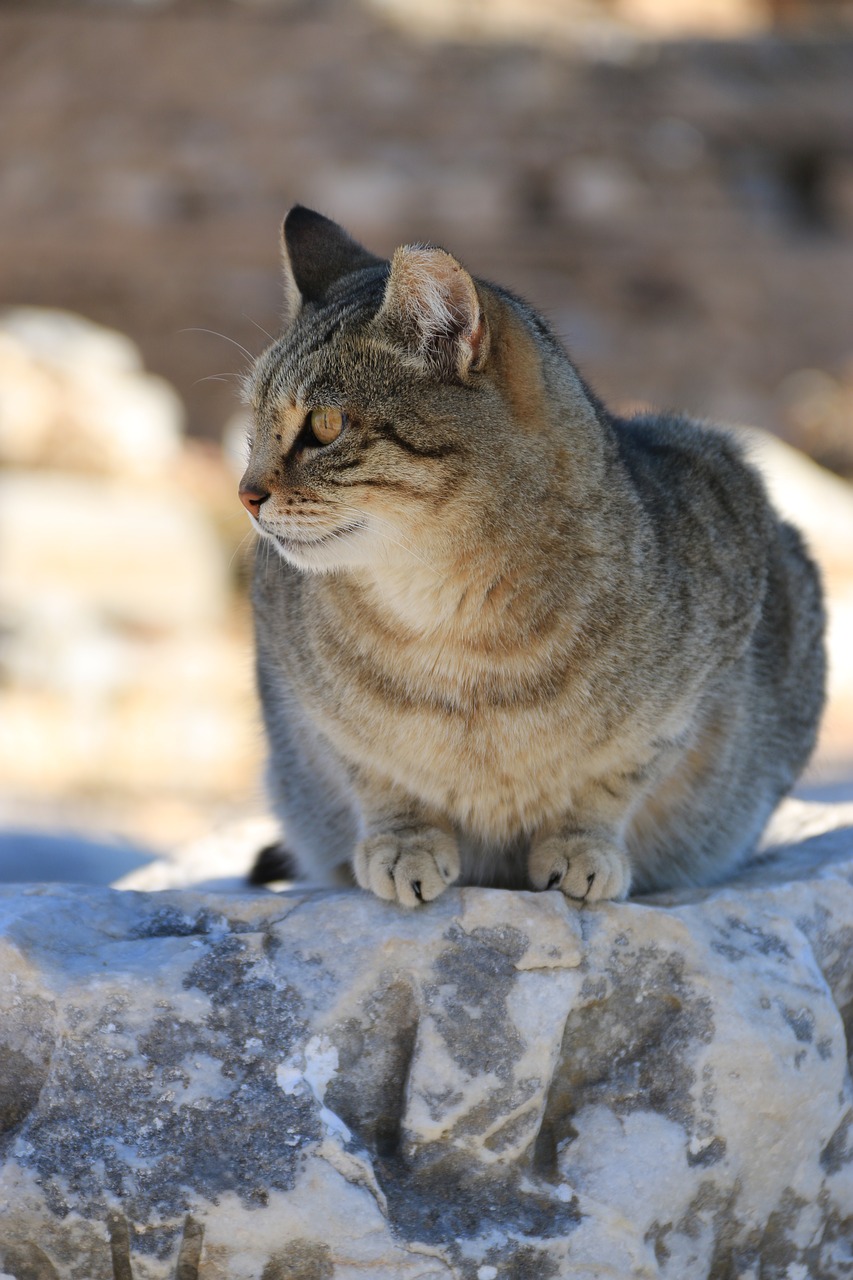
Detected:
left=241, top=207, right=826, bottom=905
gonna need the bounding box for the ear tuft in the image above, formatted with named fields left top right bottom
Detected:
left=377, top=246, right=488, bottom=378
left=280, top=206, right=382, bottom=326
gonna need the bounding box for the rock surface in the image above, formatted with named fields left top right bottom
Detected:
left=1, top=805, right=853, bottom=1279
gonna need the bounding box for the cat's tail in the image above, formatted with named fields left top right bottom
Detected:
left=247, top=842, right=298, bottom=885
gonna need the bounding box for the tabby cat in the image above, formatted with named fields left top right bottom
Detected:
left=239, top=206, right=825, bottom=906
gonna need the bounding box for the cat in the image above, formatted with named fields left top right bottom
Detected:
left=239, top=205, right=826, bottom=906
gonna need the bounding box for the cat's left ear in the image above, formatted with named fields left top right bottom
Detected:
left=280, top=206, right=382, bottom=326
left=376, top=245, right=489, bottom=379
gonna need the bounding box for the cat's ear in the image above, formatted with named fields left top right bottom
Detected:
left=280, top=206, right=382, bottom=325
left=376, top=245, right=489, bottom=378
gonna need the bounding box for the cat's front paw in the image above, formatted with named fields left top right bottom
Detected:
left=353, top=828, right=460, bottom=907
left=528, top=835, right=631, bottom=903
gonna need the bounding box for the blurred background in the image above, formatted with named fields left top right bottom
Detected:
left=1, top=0, right=852, bottom=885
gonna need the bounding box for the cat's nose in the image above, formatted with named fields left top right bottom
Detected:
left=238, top=485, right=270, bottom=518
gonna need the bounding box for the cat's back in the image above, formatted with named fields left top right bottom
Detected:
left=611, top=411, right=772, bottom=553
left=617, top=408, right=824, bottom=757
left=612, top=410, right=822, bottom=622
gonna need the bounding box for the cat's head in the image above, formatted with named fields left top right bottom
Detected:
left=240, top=207, right=600, bottom=575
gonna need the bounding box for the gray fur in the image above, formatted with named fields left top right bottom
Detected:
left=240, top=207, right=826, bottom=905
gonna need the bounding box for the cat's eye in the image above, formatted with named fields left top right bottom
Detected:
left=309, top=407, right=346, bottom=446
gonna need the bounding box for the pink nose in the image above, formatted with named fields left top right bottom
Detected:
left=238, top=486, right=270, bottom=518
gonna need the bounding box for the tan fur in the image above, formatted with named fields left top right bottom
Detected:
left=483, top=291, right=547, bottom=432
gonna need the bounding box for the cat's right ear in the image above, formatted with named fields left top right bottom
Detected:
left=280, top=206, right=382, bottom=326
left=375, top=245, right=489, bottom=380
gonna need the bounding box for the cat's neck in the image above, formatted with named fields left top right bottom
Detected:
left=325, top=516, right=592, bottom=650
left=353, top=542, right=494, bottom=637
left=320, top=424, right=630, bottom=648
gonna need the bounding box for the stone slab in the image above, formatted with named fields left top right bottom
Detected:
left=1, top=808, right=853, bottom=1277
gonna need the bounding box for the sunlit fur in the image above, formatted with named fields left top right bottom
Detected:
left=241, top=207, right=826, bottom=906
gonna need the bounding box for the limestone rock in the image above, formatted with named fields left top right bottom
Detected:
left=1, top=807, right=853, bottom=1277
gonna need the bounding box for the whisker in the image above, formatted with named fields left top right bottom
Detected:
left=264, top=534, right=276, bottom=576
left=332, top=502, right=417, bottom=551
left=179, top=327, right=257, bottom=364
left=228, top=528, right=258, bottom=572
left=332, top=502, right=441, bottom=578
left=192, top=372, right=242, bottom=388
left=379, top=533, right=440, bottom=578
left=243, top=312, right=276, bottom=342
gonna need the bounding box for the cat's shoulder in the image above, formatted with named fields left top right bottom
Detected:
left=612, top=409, right=747, bottom=469
left=611, top=410, right=768, bottom=506
left=608, top=409, right=778, bottom=586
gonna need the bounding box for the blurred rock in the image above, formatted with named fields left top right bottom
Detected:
left=0, top=309, right=260, bottom=829
left=0, top=307, right=141, bottom=375
left=739, top=427, right=853, bottom=774
left=741, top=425, right=853, bottom=580
left=0, top=629, right=260, bottom=802
left=114, top=813, right=280, bottom=890
left=775, top=366, right=853, bottom=480
left=0, top=309, right=183, bottom=478
left=369, top=0, right=763, bottom=40
left=555, top=157, right=643, bottom=224
left=0, top=470, right=227, bottom=633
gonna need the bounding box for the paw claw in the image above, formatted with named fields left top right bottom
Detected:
left=354, top=830, right=460, bottom=906
left=529, top=837, right=630, bottom=903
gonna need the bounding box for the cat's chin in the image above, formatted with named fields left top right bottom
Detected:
left=262, top=525, right=368, bottom=574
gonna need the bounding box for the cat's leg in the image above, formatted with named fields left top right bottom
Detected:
left=527, top=766, right=657, bottom=902
left=528, top=733, right=698, bottom=902
left=259, top=678, right=361, bottom=885
left=351, top=779, right=460, bottom=907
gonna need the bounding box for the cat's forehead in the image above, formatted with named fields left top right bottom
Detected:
left=252, top=333, right=378, bottom=425
left=252, top=323, right=346, bottom=407
left=250, top=271, right=388, bottom=404
left=250, top=310, right=421, bottom=428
